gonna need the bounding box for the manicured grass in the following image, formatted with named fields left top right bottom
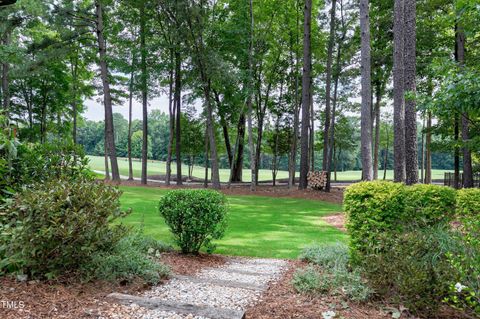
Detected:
left=89, top=155, right=449, bottom=182
left=119, top=185, right=346, bottom=259
left=88, top=155, right=288, bottom=182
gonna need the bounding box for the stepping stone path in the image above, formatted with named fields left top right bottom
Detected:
left=108, top=257, right=288, bottom=319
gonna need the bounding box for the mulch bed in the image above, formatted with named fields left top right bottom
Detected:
left=322, top=213, right=347, bottom=232
left=0, top=253, right=225, bottom=319
left=245, top=260, right=388, bottom=319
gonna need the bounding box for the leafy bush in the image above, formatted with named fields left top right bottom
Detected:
left=456, top=188, right=480, bottom=237
left=364, top=226, right=464, bottom=316
left=0, top=178, right=129, bottom=278
left=81, top=233, right=171, bottom=284
left=294, top=244, right=372, bottom=302
left=159, top=189, right=228, bottom=254
left=344, top=181, right=406, bottom=264
left=404, top=184, right=456, bottom=226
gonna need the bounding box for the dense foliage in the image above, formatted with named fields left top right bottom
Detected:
left=159, top=189, right=228, bottom=254
left=0, top=178, right=129, bottom=279
left=345, top=181, right=480, bottom=317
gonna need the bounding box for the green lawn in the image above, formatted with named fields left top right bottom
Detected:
left=119, top=185, right=346, bottom=259
left=89, top=155, right=449, bottom=182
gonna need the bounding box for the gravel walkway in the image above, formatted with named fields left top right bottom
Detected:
left=107, top=257, right=288, bottom=319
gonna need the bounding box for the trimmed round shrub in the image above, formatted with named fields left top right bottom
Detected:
left=344, top=181, right=406, bottom=263
left=0, top=178, right=129, bottom=278
left=159, top=189, right=228, bottom=254
left=404, top=184, right=456, bottom=226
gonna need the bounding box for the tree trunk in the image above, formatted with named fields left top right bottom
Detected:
left=70, top=55, right=79, bottom=144
left=140, top=3, right=148, bottom=185
left=393, top=0, right=406, bottom=182
left=214, top=90, right=233, bottom=166
left=232, top=113, right=245, bottom=182
left=455, top=22, right=473, bottom=188
left=166, top=50, right=174, bottom=185
left=174, top=49, right=182, bottom=185
left=299, top=0, right=312, bottom=190
left=247, top=0, right=256, bottom=191
left=404, top=0, right=418, bottom=185
left=322, top=0, right=337, bottom=172
left=420, top=114, right=425, bottom=183
left=373, top=82, right=381, bottom=180
left=425, top=111, right=432, bottom=184
left=95, top=0, right=120, bottom=182
left=360, top=0, right=373, bottom=181
left=104, top=130, right=110, bottom=180
left=204, top=124, right=209, bottom=188
left=127, top=54, right=135, bottom=181
left=288, top=1, right=301, bottom=189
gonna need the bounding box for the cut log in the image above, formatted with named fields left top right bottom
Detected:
left=107, top=293, right=245, bottom=319
left=307, top=171, right=328, bottom=190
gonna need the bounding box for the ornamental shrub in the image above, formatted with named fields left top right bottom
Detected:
left=0, top=178, right=129, bottom=278
left=404, top=184, right=456, bottom=226
left=159, top=189, right=228, bottom=254
left=344, top=181, right=406, bottom=264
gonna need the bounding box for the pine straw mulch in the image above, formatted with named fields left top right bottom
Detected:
left=321, top=213, right=347, bottom=232
left=0, top=252, right=226, bottom=319
left=246, top=260, right=471, bottom=319
left=245, top=260, right=388, bottom=319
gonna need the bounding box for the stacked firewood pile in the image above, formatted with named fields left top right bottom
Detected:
left=307, top=171, right=328, bottom=190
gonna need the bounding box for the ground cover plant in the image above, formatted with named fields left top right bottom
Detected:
left=119, top=185, right=346, bottom=259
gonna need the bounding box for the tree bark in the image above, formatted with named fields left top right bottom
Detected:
left=127, top=54, right=135, bottom=181
left=299, top=0, right=312, bottom=190
left=393, top=0, right=406, bottom=182
left=95, top=0, right=120, bottom=182
left=454, top=115, right=460, bottom=189
left=232, top=113, right=245, bottom=182
left=166, top=50, right=175, bottom=185
left=425, top=111, right=432, bottom=184
left=360, top=0, right=373, bottom=181
left=288, top=0, right=301, bottom=189
left=404, top=0, right=418, bottom=185
left=140, top=3, right=148, bottom=185
left=247, top=0, right=256, bottom=190
left=174, top=49, right=182, bottom=185
left=455, top=22, right=473, bottom=188
left=373, top=82, right=381, bottom=180
left=323, top=0, right=337, bottom=172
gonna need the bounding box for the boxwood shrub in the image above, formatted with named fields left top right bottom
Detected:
left=344, top=181, right=406, bottom=264
left=404, top=184, right=456, bottom=226
left=159, top=189, right=228, bottom=254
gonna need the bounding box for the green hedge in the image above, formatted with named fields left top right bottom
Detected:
left=404, top=184, right=456, bottom=226
left=159, top=189, right=228, bottom=254
left=457, top=188, right=480, bottom=234
left=344, top=181, right=406, bottom=263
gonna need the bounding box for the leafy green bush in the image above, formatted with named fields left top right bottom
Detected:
left=159, top=189, right=228, bottom=254
left=404, top=184, right=456, bottom=226
left=364, top=226, right=464, bottom=316
left=457, top=188, right=480, bottom=237
left=344, top=181, right=406, bottom=264
left=81, top=233, right=171, bottom=284
left=0, top=178, right=129, bottom=278
left=294, top=244, right=372, bottom=302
